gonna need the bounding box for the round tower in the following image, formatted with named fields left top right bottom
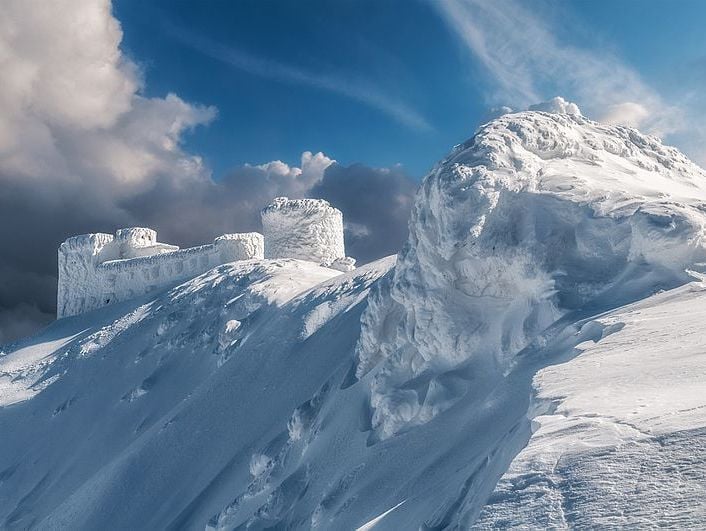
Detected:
left=261, top=197, right=347, bottom=266
left=57, top=233, right=116, bottom=318
left=214, top=232, right=264, bottom=262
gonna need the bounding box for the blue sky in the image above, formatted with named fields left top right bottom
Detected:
left=113, top=0, right=706, bottom=178
left=114, top=0, right=476, bottom=178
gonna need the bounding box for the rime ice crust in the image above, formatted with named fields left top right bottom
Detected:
left=58, top=197, right=356, bottom=318
left=113, top=227, right=179, bottom=258
left=527, top=96, right=582, bottom=116
left=214, top=233, right=266, bottom=263
left=57, top=229, right=263, bottom=318
left=357, top=108, right=706, bottom=439
left=261, top=197, right=355, bottom=270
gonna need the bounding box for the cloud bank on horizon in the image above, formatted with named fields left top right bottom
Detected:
left=0, top=0, right=416, bottom=343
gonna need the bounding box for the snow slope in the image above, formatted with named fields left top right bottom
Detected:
left=2, top=105, right=706, bottom=529
left=2, top=256, right=523, bottom=530
left=475, top=282, right=706, bottom=529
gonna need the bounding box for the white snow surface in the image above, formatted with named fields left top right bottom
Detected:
left=475, top=282, right=706, bottom=529
left=2, top=108, right=706, bottom=530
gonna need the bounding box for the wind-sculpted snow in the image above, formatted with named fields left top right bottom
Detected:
left=475, top=282, right=706, bottom=529
left=356, top=109, right=706, bottom=439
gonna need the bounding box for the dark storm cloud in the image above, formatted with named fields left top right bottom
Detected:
left=312, top=163, right=416, bottom=264
left=0, top=175, right=134, bottom=344
left=130, top=159, right=419, bottom=263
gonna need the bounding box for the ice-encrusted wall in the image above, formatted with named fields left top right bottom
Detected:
left=261, top=197, right=355, bottom=271
left=58, top=197, right=355, bottom=318
left=57, top=230, right=263, bottom=318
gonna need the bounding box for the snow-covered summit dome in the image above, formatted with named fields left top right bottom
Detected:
left=432, top=108, right=706, bottom=262
left=357, top=109, right=706, bottom=438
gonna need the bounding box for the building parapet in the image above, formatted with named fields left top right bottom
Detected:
left=57, top=230, right=263, bottom=318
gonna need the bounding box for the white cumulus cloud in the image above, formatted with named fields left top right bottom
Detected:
left=0, top=0, right=216, bottom=193
left=0, top=0, right=221, bottom=341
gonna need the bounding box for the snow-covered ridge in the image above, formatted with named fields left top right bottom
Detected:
left=357, top=107, right=706, bottom=439
left=5, top=104, right=706, bottom=529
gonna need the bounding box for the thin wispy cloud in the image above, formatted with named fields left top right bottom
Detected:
left=165, top=22, right=432, bottom=133
left=434, top=0, right=684, bottom=138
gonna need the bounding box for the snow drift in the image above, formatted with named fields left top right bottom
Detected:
left=2, top=102, right=706, bottom=529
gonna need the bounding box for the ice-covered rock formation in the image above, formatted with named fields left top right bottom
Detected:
left=261, top=197, right=356, bottom=271
left=357, top=103, right=706, bottom=439
left=528, top=95, right=582, bottom=116
left=57, top=229, right=263, bottom=317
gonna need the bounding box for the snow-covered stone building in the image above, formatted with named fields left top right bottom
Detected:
left=57, top=229, right=264, bottom=318
left=261, top=197, right=355, bottom=272
left=57, top=197, right=354, bottom=318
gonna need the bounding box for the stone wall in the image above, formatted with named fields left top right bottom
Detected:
left=57, top=230, right=263, bottom=318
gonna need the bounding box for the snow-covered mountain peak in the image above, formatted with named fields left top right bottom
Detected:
left=454, top=108, right=706, bottom=216
left=357, top=109, right=706, bottom=438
